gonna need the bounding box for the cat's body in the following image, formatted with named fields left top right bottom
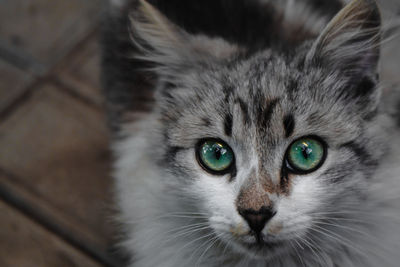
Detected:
left=101, top=0, right=400, bottom=266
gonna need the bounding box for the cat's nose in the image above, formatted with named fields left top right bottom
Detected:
left=238, top=206, right=276, bottom=234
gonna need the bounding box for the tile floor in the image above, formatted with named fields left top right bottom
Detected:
left=0, top=1, right=122, bottom=266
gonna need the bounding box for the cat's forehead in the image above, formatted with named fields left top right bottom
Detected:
left=164, top=51, right=359, bottom=151
left=225, top=52, right=295, bottom=94
left=204, top=50, right=310, bottom=101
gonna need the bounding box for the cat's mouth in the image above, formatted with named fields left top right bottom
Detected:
left=229, top=233, right=287, bottom=260
left=236, top=232, right=284, bottom=253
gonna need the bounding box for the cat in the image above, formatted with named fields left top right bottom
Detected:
left=101, top=0, right=400, bottom=266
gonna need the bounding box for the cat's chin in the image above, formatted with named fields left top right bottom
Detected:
left=227, top=233, right=289, bottom=260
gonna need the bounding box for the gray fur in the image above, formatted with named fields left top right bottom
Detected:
left=103, top=0, right=400, bottom=266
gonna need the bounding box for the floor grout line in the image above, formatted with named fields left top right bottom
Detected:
left=0, top=10, right=128, bottom=266
left=50, top=76, right=103, bottom=111
left=0, top=26, right=101, bottom=122
left=0, top=76, right=43, bottom=121
left=0, top=168, right=126, bottom=267
left=0, top=40, right=47, bottom=76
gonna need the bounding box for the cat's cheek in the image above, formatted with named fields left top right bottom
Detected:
left=290, top=174, right=326, bottom=209
left=190, top=173, right=236, bottom=213
left=274, top=152, right=336, bottom=235
left=275, top=174, right=324, bottom=233
left=190, top=174, right=242, bottom=231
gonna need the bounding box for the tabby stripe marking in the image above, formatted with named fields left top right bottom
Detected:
left=283, top=114, right=295, bottom=138
left=259, top=98, right=279, bottom=128
left=224, top=113, right=233, bottom=136
left=235, top=97, right=250, bottom=124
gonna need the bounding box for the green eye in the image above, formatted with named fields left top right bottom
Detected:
left=286, top=137, right=326, bottom=173
left=197, top=139, right=234, bottom=174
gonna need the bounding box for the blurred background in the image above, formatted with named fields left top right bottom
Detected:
left=0, top=1, right=399, bottom=267
left=0, top=1, right=124, bottom=266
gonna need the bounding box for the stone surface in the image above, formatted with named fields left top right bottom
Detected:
left=0, top=0, right=105, bottom=70
left=0, top=83, right=114, bottom=251
left=0, top=59, right=32, bottom=113
left=57, top=35, right=103, bottom=106
left=0, top=199, right=102, bottom=267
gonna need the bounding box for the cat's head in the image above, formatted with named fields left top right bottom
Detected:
left=130, top=0, right=384, bottom=261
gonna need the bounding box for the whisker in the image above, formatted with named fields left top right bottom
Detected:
left=163, top=225, right=211, bottom=244
left=295, top=232, right=326, bottom=266
left=309, top=224, right=369, bottom=258
left=176, top=231, right=216, bottom=255
left=195, top=236, right=220, bottom=267
left=221, top=235, right=233, bottom=258
left=289, top=240, right=306, bottom=267
left=162, top=211, right=209, bottom=216
left=304, top=234, right=331, bottom=266
left=159, top=215, right=205, bottom=220
left=313, top=219, right=373, bottom=239
left=123, top=212, right=209, bottom=224
left=164, top=222, right=210, bottom=236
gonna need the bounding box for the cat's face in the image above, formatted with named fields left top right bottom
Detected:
left=131, top=0, right=383, bottom=261
left=156, top=51, right=380, bottom=259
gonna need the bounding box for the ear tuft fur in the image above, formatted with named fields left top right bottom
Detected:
left=129, top=0, right=241, bottom=77
left=129, top=0, right=188, bottom=66
left=306, top=0, right=381, bottom=76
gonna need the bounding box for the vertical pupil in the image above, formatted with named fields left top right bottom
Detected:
left=301, top=144, right=312, bottom=159
left=214, top=146, right=222, bottom=160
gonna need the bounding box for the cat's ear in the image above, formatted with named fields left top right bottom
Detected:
left=306, top=0, right=381, bottom=77
left=130, top=0, right=240, bottom=76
